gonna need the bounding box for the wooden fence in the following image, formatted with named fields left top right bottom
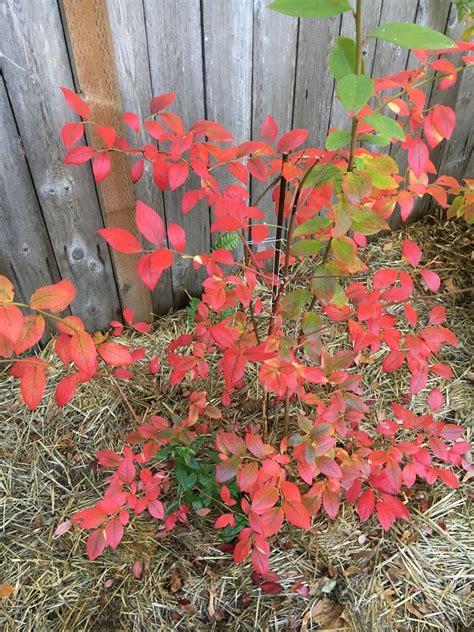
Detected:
left=0, top=0, right=471, bottom=330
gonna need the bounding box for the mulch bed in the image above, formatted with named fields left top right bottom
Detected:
left=1, top=217, right=472, bottom=631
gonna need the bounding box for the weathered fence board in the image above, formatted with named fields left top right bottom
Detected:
left=106, top=0, right=174, bottom=314
left=144, top=0, right=209, bottom=307
left=0, top=0, right=120, bottom=331
left=60, top=0, right=152, bottom=321
left=251, top=0, right=299, bottom=234
left=0, top=77, right=61, bottom=306
left=0, top=0, right=471, bottom=327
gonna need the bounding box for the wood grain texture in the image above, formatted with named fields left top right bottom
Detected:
left=144, top=0, right=209, bottom=307
left=293, top=13, right=341, bottom=148
left=251, top=0, right=299, bottom=237
left=106, top=0, right=174, bottom=314
left=0, top=77, right=61, bottom=306
left=60, top=0, right=152, bottom=321
left=0, top=0, right=120, bottom=331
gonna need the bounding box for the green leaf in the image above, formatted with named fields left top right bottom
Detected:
left=302, top=312, right=322, bottom=336
left=212, top=231, right=240, bottom=251
left=332, top=237, right=366, bottom=272
left=325, top=129, right=352, bottom=150
left=268, top=0, right=352, bottom=18
left=351, top=208, right=390, bottom=235
left=369, top=22, right=455, bottom=50
left=363, top=114, right=405, bottom=141
left=336, top=74, right=374, bottom=114
left=342, top=170, right=372, bottom=205
left=292, top=239, right=323, bottom=257
left=359, top=132, right=391, bottom=147
left=293, top=216, right=332, bottom=237
left=329, top=37, right=363, bottom=80
left=280, top=289, right=312, bottom=319
left=305, top=163, right=342, bottom=188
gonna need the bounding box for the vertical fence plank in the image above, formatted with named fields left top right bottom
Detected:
left=293, top=14, right=342, bottom=147
left=143, top=0, right=209, bottom=307
left=251, top=0, right=299, bottom=237
left=0, top=77, right=61, bottom=305
left=0, top=0, right=120, bottom=331
left=60, top=0, right=152, bottom=322
left=202, top=0, right=253, bottom=250
left=106, top=0, right=174, bottom=314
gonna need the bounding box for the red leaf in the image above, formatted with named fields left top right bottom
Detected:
left=150, top=92, right=176, bottom=114
left=149, top=356, right=160, bottom=375
left=356, top=489, right=375, bottom=521
left=105, top=517, right=124, bottom=549
left=261, top=581, right=283, bottom=594
left=86, top=529, right=106, bottom=560
left=429, top=437, right=448, bottom=461
left=376, top=495, right=409, bottom=531
left=252, top=224, right=269, bottom=245
left=64, top=146, right=96, bottom=164
left=277, top=129, right=308, bottom=153
left=136, top=254, right=162, bottom=290
left=61, top=87, right=90, bottom=119
left=61, top=123, right=84, bottom=148
left=437, top=469, right=459, bottom=489
left=135, top=200, right=165, bottom=247
left=252, top=486, right=279, bottom=513
left=216, top=458, right=239, bottom=483
left=169, top=162, right=189, bottom=190
left=30, top=279, right=76, bottom=313
left=167, top=223, right=186, bottom=252
left=404, top=304, right=418, bottom=327
left=233, top=537, right=252, bottom=563
left=283, top=499, right=311, bottom=529
left=131, top=159, right=145, bottom=183
left=144, top=120, right=167, bottom=141
left=214, top=513, right=236, bottom=529
left=429, top=306, right=446, bottom=326
left=114, top=368, right=133, bottom=380
left=427, top=387, right=443, bottom=411
left=258, top=507, right=284, bottom=538
left=96, top=450, right=122, bottom=467
left=15, top=314, right=45, bottom=355
left=419, top=269, right=440, bottom=292
left=123, top=111, right=140, bottom=133
left=70, top=330, right=97, bottom=377
left=402, top=239, right=422, bottom=268
left=385, top=458, right=402, bottom=492
left=260, top=114, right=278, bottom=144
left=0, top=305, right=24, bottom=344
left=92, top=152, right=111, bottom=183
left=315, top=456, right=342, bottom=479
left=382, top=350, right=405, bottom=372
left=20, top=362, right=47, bottom=409
left=323, top=489, right=339, bottom=519
left=98, top=227, right=142, bottom=253
left=222, top=348, right=246, bottom=389
left=190, top=120, right=234, bottom=141
left=398, top=190, right=414, bottom=222
left=159, top=111, right=184, bottom=134
left=55, top=374, right=78, bottom=407
left=280, top=481, right=301, bottom=502
left=373, top=268, right=398, bottom=289
left=73, top=507, right=107, bottom=529
left=96, top=126, right=116, bottom=149
left=148, top=499, right=165, bottom=519
left=98, top=342, right=133, bottom=366
left=408, top=136, right=429, bottom=178
left=117, top=458, right=136, bottom=484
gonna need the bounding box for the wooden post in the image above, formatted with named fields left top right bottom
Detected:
left=59, top=0, right=152, bottom=321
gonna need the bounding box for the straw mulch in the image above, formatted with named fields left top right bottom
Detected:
left=0, top=218, right=472, bottom=631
